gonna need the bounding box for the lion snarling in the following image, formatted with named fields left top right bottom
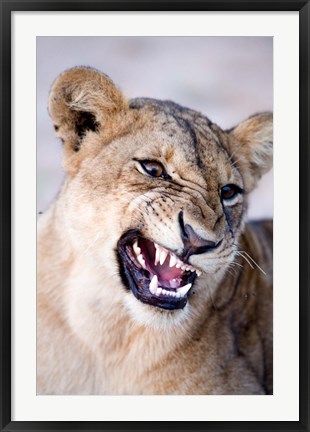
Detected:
left=37, top=67, right=273, bottom=395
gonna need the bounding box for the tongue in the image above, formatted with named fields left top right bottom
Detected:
left=154, top=261, right=183, bottom=281
left=139, top=238, right=183, bottom=281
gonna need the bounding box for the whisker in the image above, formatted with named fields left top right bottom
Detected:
left=229, top=260, right=244, bottom=269
left=226, top=267, right=238, bottom=278
left=227, top=266, right=238, bottom=277
left=231, top=157, right=243, bottom=167
left=83, top=231, right=103, bottom=256
left=236, top=251, right=254, bottom=269
left=239, top=250, right=267, bottom=276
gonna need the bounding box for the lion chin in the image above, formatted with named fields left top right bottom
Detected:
left=37, top=67, right=273, bottom=396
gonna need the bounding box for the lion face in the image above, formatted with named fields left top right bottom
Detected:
left=48, top=67, right=272, bottom=322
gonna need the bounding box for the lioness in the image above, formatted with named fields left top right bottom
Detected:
left=37, top=67, right=273, bottom=395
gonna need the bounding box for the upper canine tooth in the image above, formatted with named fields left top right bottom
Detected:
left=169, top=254, right=177, bottom=268
left=133, top=241, right=141, bottom=256
left=149, top=275, right=158, bottom=294
left=177, top=283, right=192, bottom=296
left=137, top=254, right=146, bottom=269
left=159, top=249, right=168, bottom=265
left=155, top=248, right=160, bottom=266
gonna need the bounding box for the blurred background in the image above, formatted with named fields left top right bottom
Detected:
left=37, top=37, right=273, bottom=219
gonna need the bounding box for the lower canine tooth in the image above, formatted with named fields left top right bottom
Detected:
left=137, top=254, right=146, bottom=269
left=177, top=283, right=192, bottom=296
left=149, top=275, right=158, bottom=294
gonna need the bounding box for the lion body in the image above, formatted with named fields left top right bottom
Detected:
left=37, top=67, right=273, bottom=395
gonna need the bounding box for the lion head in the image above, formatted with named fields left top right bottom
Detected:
left=48, top=67, right=272, bottom=326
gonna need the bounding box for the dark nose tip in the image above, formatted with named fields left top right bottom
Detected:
left=178, top=211, right=220, bottom=259
left=183, top=223, right=217, bottom=249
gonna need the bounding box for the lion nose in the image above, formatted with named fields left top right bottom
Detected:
left=178, top=211, right=221, bottom=259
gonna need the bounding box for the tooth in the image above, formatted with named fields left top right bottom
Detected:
left=155, top=248, right=160, bottom=266
left=190, top=268, right=195, bottom=272
left=181, top=265, right=186, bottom=271
left=137, top=254, right=146, bottom=269
left=162, top=289, right=174, bottom=297
left=159, top=249, right=168, bottom=265
left=176, top=292, right=181, bottom=298
left=196, top=270, right=202, bottom=277
left=156, top=287, right=162, bottom=296
left=177, top=283, right=192, bottom=297
left=176, top=263, right=182, bottom=268
left=169, top=254, right=177, bottom=268
left=149, top=275, right=158, bottom=294
left=133, top=241, right=141, bottom=256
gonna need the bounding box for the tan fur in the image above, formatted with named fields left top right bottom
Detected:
left=37, top=67, right=273, bottom=395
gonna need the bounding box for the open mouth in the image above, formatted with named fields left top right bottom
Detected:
left=117, top=230, right=201, bottom=310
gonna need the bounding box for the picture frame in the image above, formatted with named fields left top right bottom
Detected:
left=1, top=1, right=309, bottom=431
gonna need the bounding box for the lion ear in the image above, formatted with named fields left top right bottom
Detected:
left=48, top=67, right=128, bottom=175
left=229, top=112, right=273, bottom=191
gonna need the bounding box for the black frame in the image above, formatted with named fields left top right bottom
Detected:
left=1, top=1, right=309, bottom=431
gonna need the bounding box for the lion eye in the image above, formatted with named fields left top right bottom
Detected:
left=140, top=160, right=165, bottom=178
left=221, top=184, right=242, bottom=201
